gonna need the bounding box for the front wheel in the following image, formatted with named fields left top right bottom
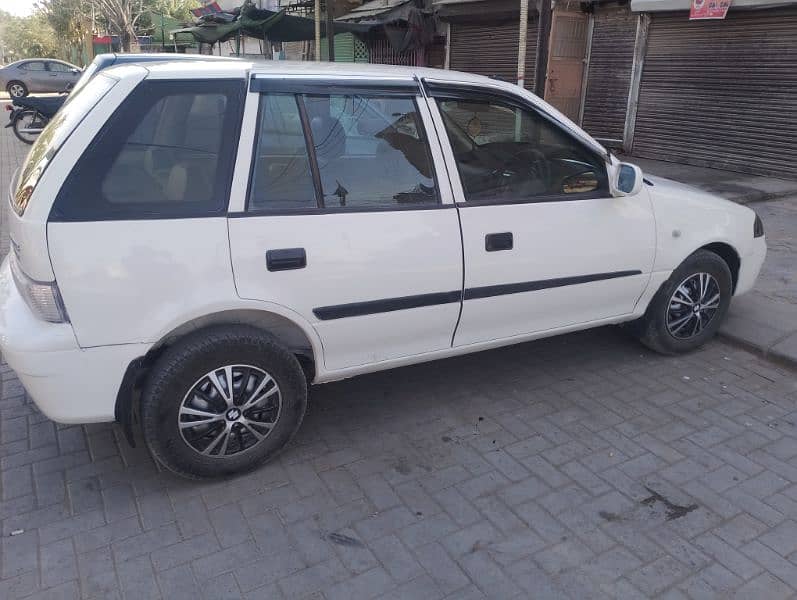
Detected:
left=635, top=249, right=733, bottom=355
left=140, top=326, right=308, bottom=479
left=12, top=110, right=46, bottom=144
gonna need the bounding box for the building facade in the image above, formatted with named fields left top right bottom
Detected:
left=437, top=0, right=797, bottom=177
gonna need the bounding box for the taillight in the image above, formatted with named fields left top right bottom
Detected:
left=9, top=253, right=69, bottom=323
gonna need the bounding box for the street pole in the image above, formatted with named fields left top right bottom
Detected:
left=326, top=0, right=335, bottom=62
left=314, top=0, right=322, bottom=61
left=517, top=0, right=529, bottom=87
left=534, top=0, right=553, bottom=98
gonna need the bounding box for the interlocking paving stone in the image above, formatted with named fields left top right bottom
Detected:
left=3, top=125, right=797, bottom=598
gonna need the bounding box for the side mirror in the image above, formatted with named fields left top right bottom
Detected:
left=70, top=68, right=81, bottom=75
left=611, top=162, right=644, bottom=197
left=561, top=170, right=600, bottom=194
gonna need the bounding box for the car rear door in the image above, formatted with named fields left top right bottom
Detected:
left=425, top=81, right=656, bottom=346
left=227, top=76, right=463, bottom=373
left=22, top=61, right=49, bottom=92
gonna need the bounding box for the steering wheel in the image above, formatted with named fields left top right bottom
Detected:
left=514, top=148, right=551, bottom=189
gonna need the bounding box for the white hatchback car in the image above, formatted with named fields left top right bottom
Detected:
left=1, top=61, right=766, bottom=478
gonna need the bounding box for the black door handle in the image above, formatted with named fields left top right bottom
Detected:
left=485, top=232, right=513, bottom=252
left=266, top=248, right=306, bottom=271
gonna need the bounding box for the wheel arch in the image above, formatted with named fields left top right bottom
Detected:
left=114, top=308, right=322, bottom=445
left=699, top=241, right=740, bottom=293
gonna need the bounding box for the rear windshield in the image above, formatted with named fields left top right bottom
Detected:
left=12, top=73, right=117, bottom=216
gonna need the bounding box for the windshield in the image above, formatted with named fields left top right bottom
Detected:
left=13, top=74, right=117, bottom=216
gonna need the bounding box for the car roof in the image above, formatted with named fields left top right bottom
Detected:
left=5, top=58, right=75, bottom=67
left=91, top=52, right=241, bottom=71
left=109, top=52, right=242, bottom=64
left=140, top=59, right=477, bottom=82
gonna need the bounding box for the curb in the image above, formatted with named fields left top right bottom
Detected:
left=718, top=330, right=797, bottom=371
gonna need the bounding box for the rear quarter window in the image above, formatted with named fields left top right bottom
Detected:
left=12, top=74, right=117, bottom=216
left=51, top=79, right=245, bottom=221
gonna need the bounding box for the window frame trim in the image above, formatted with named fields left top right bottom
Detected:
left=424, top=80, right=612, bottom=207
left=245, top=83, right=445, bottom=215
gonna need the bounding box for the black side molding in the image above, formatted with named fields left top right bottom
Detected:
left=464, top=271, right=643, bottom=301
left=314, top=290, right=461, bottom=321
left=313, top=270, right=642, bottom=320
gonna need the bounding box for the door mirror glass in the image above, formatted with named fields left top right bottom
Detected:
left=613, top=162, right=643, bottom=196
left=562, top=170, right=599, bottom=194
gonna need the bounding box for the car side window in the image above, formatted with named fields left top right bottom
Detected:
left=22, top=61, right=46, bottom=71
left=437, top=98, right=608, bottom=204
left=51, top=79, right=244, bottom=221
left=304, top=94, right=437, bottom=208
left=47, top=62, right=72, bottom=72
left=248, top=94, right=317, bottom=211
left=247, top=91, right=438, bottom=212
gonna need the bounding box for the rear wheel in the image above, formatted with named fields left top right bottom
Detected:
left=12, top=110, right=46, bottom=144
left=636, top=249, right=732, bottom=355
left=6, top=81, right=27, bottom=98
left=140, top=326, right=308, bottom=479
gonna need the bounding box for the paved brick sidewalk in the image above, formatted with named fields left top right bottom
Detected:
left=3, top=122, right=797, bottom=600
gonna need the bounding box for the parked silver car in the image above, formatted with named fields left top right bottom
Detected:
left=0, top=59, right=82, bottom=98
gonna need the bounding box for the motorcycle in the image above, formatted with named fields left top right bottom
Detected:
left=5, top=95, right=66, bottom=144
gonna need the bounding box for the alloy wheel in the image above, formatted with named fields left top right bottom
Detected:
left=665, top=272, right=721, bottom=339
left=178, top=365, right=282, bottom=458
left=8, top=83, right=25, bottom=98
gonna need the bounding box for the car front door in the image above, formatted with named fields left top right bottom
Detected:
left=46, top=61, right=78, bottom=91
left=426, top=82, right=656, bottom=347
left=228, top=77, right=463, bottom=373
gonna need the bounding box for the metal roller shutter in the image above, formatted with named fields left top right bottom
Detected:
left=581, top=4, right=637, bottom=145
left=633, top=8, right=797, bottom=177
left=449, top=21, right=538, bottom=91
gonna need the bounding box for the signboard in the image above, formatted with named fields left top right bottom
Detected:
left=191, top=2, right=222, bottom=17
left=690, top=0, right=731, bottom=19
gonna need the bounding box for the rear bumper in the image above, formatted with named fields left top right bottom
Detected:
left=0, top=257, right=146, bottom=423
left=735, top=236, right=767, bottom=297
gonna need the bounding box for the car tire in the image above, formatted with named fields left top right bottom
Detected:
left=635, top=249, right=733, bottom=355
left=7, top=81, right=28, bottom=98
left=140, top=325, right=308, bottom=479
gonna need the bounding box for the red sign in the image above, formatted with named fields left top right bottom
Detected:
left=690, top=0, right=731, bottom=19
left=191, top=2, right=222, bottom=18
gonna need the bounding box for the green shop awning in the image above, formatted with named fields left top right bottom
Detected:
left=171, top=6, right=373, bottom=45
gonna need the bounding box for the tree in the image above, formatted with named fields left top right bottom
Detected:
left=0, top=9, right=60, bottom=62
left=37, top=0, right=92, bottom=63
left=148, top=0, right=193, bottom=21
left=40, top=0, right=149, bottom=54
